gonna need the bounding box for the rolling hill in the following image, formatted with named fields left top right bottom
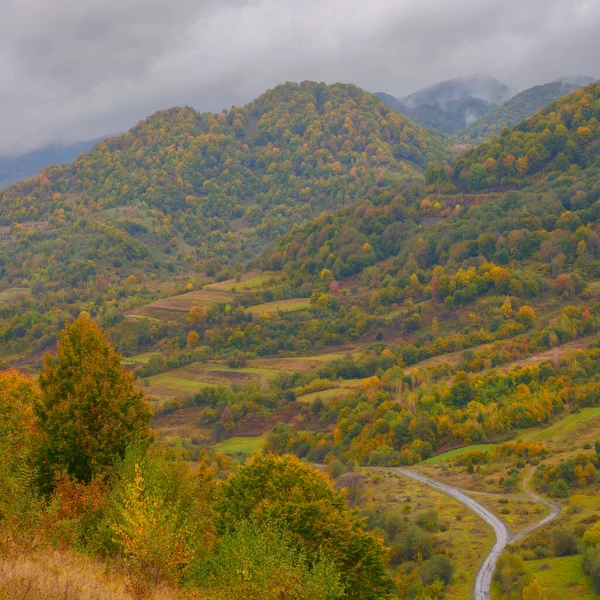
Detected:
left=0, top=82, right=450, bottom=291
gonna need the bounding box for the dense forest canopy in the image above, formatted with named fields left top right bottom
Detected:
left=440, top=82, right=600, bottom=190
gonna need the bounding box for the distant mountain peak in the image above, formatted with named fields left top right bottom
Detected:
left=402, top=75, right=511, bottom=108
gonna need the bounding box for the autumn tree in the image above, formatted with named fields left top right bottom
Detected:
left=522, top=578, right=547, bottom=600
left=36, top=314, right=152, bottom=488
left=186, top=331, right=200, bottom=347
left=554, top=273, right=575, bottom=297
left=449, top=371, right=476, bottom=407
left=501, top=296, right=513, bottom=319
left=517, top=305, right=536, bottom=327
left=216, top=453, right=395, bottom=600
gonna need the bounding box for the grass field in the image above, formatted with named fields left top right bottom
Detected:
left=422, top=444, right=493, bottom=465
left=204, top=272, right=273, bottom=292
left=421, top=407, right=600, bottom=464
left=144, top=358, right=315, bottom=404
left=522, top=407, right=600, bottom=446
left=468, top=494, right=551, bottom=534
left=527, top=556, right=597, bottom=600
left=491, top=555, right=596, bottom=600
left=142, top=350, right=367, bottom=404
left=306, top=350, right=364, bottom=362
left=214, top=435, right=267, bottom=454
left=122, top=351, right=162, bottom=365
left=246, top=298, right=310, bottom=315
left=296, top=387, right=353, bottom=404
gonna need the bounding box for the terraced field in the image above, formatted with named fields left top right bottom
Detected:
left=0, top=287, right=31, bottom=306
left=144, top=354, right=359, bottom=404
left=127, top=288, right=235, bottom=322
left=296, top=387, right=354, bottom=404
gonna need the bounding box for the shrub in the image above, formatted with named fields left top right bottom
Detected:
left=419, top=554, right=454, bottom=586
left=553, top=529, right=579, bottom=557
left=551, top=479, right=569, bottom=498
left=195, top=520, right=345, bottom=600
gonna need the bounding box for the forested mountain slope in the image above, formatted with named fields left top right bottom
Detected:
left=0, top=82, right=449, bottom=291
left=265, top=82, right=600, bottom=296
left=246, top=80, right=600, bottom=480
left=0, top=81, right=451, bottom=362
left=461, top=81, right=580, bottom=143
left=446, top=81, right=600, bottom=190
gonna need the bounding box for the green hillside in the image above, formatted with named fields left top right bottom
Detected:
left=0, top=81, right=449, bottom=288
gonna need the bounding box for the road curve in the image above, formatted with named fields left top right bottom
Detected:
left=393, top=467, right=560, bottom=600
left=513, top=467, right=562, bottom=543
left=394, top=468, right=509, bottom=600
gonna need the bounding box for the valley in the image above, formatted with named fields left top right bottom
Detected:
left=3, top=77, right=600, bottom=600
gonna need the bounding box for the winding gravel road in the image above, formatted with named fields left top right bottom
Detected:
left=393, top=467, right=561, bottom=600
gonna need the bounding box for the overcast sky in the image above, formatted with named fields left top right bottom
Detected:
left=1, top=0, right=599, bottom=155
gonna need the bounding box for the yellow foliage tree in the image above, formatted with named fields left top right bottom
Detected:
left=187, top=331, right=200, bottom=347
left=522, top=578, right=547, bottom=600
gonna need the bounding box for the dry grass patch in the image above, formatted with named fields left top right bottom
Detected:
left=153, top=406, right=213, bottom=444
left=0, top=549, right=186, bottom=600
left=466, top=494, right=551, bottom=535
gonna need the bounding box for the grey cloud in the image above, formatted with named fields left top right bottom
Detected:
left=1, top=0, right=599, bottom=155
